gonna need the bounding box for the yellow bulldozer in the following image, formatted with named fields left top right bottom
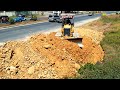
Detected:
left=55, top=13, right=83, bottom=48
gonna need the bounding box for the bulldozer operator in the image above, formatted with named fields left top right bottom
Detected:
left=62, top=18, right=71, bottom=26
left=61, top=18, right=74, bottom=37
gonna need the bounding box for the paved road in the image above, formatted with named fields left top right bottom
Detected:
left=0, top=11, right=114, bottom=43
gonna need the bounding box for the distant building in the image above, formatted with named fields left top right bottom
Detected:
left=0, top=11, right=16, bottom=16
left=52, top=11, right=62, bottom=16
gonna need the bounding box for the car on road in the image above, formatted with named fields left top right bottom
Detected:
left=0, top=16, right=9, bottom=23
left=56, top=16, right=62, bottom=23
left=88, top=12, right=94, bottom=16
left=30, top=15, right=37, bottom=21
left=48, top=15, right=60, bottom=22
left=13, top=15, right=26, bottom=22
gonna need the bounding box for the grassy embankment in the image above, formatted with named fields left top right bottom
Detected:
left=77, top=15, right=120, bottom=79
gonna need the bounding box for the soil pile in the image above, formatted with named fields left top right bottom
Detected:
left=76, top=28, right=104, bottom=44
left=0, top=31, right=104, bottom=79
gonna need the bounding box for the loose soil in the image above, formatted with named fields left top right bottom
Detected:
left=0, top=22, right=105, bottom=79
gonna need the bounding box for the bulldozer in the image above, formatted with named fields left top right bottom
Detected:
left=55, top=13, right=83, bottom=48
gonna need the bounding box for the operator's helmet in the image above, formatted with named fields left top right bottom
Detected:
left=64, top=19, right=70, bottom=24
left=67, top=19, right=71, bottom=24
left=64, top=19, right=68, bottom=24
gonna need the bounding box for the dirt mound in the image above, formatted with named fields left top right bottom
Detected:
left=76, top=28, right=104, bottom=44
left=0, top=31, right=104, bottom=79
left=79, top=20, right=112, bottom=32
left=82, top=36, right=104, bottom=64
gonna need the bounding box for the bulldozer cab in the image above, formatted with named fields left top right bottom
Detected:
left=62, top=17, right=74, bottom=27
left=62, top=18, right=74, bottom=37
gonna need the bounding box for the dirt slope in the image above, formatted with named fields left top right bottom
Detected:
left=0, top=28, right=104, bottom=79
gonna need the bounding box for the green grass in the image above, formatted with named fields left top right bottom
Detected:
left=9, top=15, right=17, bottom=19
left=77, top=15, right=120, bottom=79
left=100, top=15, right=120, bottom=24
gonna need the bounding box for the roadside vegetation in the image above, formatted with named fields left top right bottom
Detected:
left=9, top=16, right=16, bottom=24
left=77, top=14, right=120, bottom=79
left=0, top=14, right=47, bottom=28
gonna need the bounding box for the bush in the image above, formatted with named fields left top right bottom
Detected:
left=9, top=15, right=16, bottom=19
left=101, top=13, right=107, bottom=17
left=9, top=18, right=15, bottom=24
left=41, top=12, right=44, bottom=16
left=31, top=14, right=37, bottom=21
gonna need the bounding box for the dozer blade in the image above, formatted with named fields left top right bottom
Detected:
left=64, top=37, right=84, bottom=48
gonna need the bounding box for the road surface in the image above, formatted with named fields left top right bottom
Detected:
left=0, top=11, right=114, bottom=43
